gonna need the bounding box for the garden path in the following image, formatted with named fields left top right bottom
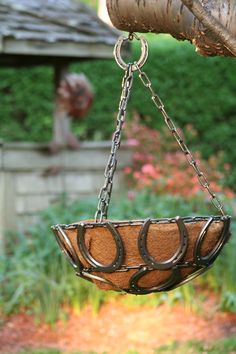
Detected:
left=1, top=296, right=236, bottom=354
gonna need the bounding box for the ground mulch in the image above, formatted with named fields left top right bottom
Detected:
left=1, top=297, right=236, bottom=354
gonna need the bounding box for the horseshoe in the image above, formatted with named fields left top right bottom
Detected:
left=138, top=217, right=188, bottom=270
left=77, top=222, right=124, bottom=272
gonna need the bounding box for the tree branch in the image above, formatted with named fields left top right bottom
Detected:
left=106, top=0, right=236, bottom=57
left=180, top=0, right=236, bottom=57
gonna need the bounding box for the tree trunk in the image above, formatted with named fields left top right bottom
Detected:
left=106, top=0, right=236, bottom=57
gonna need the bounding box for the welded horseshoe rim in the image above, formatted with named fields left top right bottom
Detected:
left=194, top=216, right=231, bottom=265
left=138, top=217, right=189, bottom=270
left=114, top=35, right=149, bottom=71
left=77, top=222, right=124, bottom=272
left=53, top=226, right=82, bottom=271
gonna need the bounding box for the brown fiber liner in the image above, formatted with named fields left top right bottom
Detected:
left=52, top=216, right=230, bottom=294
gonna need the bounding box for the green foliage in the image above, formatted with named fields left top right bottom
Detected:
left=0, top=67, right=54, bottom=142
left=1, top=36, right=236, bottom=184
left=79, top=0, right=97, bottom=9
left=1, top=193, right=236, bottom=323
left=0, top=198, right=111, bottom=324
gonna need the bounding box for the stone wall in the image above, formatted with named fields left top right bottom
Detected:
left=0, top=141, right=132, bottom=252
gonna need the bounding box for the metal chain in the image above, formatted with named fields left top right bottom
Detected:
left=95, top=64, right=134, bottom=222
left=134, top=61, right=226, bottom=216
left=95, top=34, right=226, bottom=221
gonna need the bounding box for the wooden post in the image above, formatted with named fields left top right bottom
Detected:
left=0, top=141, right=18, bottom=255
left=51, top=64, right=70, bottom=150
left=0, top=141, right=4, bottom=254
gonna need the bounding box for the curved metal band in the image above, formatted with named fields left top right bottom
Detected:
left=77, top=222, right=124, bottom=273
left=194, top=216, right=231, bottom=266
left=114, top=35, right=149, bottom=72
left=80, top=271, right=127, bottom=293
left=168, top=265, right=213, bottom=291
left=138, top=217, right=189, bottom=270
left=53, top=226, right=83, bottom=272
left=129, top=266, right=181, bottom=295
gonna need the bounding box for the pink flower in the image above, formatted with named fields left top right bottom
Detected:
left=225, top=189, right=235, bottom=198
left=141, top=164, right=156, bottom=175
left=127, top=191, right=136, bottom=200
left=124, top=166, right=132, bottom=174
left=127, top=138, right=139, bottom=147
left=224, top=163, right=231, bottom=171
left=134, top=171, right=141, bottom=180
left=123, top=112, right=235, bottom=199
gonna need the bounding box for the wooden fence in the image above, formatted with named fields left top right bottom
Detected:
left=0, top=141, right=132, bottom=252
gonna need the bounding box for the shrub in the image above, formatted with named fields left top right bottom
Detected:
left=0, top=67, right=54, bottom=142
left=124, top=112, right=234, bottom=200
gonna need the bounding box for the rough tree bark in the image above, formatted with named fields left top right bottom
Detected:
left=106, top=0, right=236, bottom=57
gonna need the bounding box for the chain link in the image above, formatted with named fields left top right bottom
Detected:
left=134, top=61, right=226, bottom=216
left=95, top=64, right=134, bottom=222
left=96, top=34, right=226, bottom=221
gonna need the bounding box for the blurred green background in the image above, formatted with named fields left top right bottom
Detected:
left=0, top=36, right=236, bottom=187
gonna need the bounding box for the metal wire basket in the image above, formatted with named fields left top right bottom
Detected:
left=52, top=216, right=230, bottom=294
left=52, top=34, right=231, bottom=295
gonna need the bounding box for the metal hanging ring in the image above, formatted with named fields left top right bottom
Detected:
left=114, top=34, right=149, bottom=72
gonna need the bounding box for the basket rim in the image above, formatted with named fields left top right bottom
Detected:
left=51, top=215, right=230, bottom=230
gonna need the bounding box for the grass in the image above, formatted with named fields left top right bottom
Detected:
left=7, top=337, right=236, bottom=354
left=1, top=192, right=236, bottom=323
